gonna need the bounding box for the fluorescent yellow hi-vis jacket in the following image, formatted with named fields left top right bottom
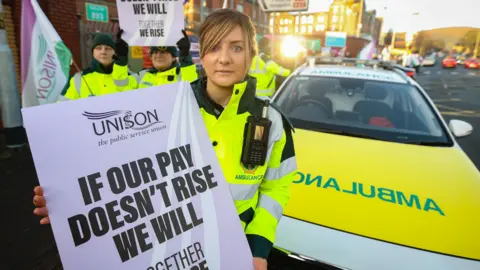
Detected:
left=249, top=52, right=291, bottom=98
left=190, top=76, right=297, bottom=259
left=137, top=55, right=199, bottom=88
left=59, top=59, right=137, bottom=101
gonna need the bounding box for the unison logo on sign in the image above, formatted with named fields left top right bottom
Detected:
left=82, top=109, right=163, bottom=136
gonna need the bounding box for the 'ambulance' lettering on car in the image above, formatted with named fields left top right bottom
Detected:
left=293, top=172, right=445, bottom=216
left=302, top=68, right=404, bottom=83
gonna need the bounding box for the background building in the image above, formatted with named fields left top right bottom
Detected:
left=393, top=32, right=407, bottom=49
left=327, top=0, right=341, bottom=32
left=272, top=12, right=328, bottom=35
left=373, top=17, right=383, bottom=43
left=299, top=12, right=329, bottom=34
left=187, top=0, right=269, bottom=36
left=270, top=0, right=382, bottom=42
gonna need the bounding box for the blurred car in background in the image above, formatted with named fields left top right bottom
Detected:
left=422, top=54, right=436, bottom=66
left=456, top=54, right=467, bottom=64
left=442, top=56, right=457, bottom=68
left=464, top=58, right=479, bottom=69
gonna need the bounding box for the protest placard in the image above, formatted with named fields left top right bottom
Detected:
left=188, top=35, right=202, bottom=70
left=22, top=82, right=254, bottom=270
left=116, top=0, right=184, bottom=46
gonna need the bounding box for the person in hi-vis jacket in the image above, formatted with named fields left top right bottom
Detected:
left=58, top=30, right=137, bottom=101
left=248, top=37, right=291, bottom=98
left=136, top=30, right=199, bottom=88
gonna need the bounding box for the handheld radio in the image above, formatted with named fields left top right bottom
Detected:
left=241, top=100, right=272, bottom=166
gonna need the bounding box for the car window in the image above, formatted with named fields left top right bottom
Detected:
left=274, top=75, right=453, bottom=145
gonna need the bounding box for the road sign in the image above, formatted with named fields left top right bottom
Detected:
left=259, top=0, right=308, bottom=12
left=131, top=46, right=143, bottom=59
left=307, top=40, right=321, bottom=51
left=85, top=3, right=109, bottom=23
left=325, top=32, right=347, bottom=47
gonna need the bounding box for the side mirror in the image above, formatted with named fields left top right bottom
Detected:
left=449, top=119, right=473, bottom=138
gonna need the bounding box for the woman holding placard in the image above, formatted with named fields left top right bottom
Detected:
left=187, top=9, right=298, bottom=269
left=33, top=8, right=297, bottom=270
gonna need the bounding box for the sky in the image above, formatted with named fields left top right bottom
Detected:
left=308, top=0, right=480, bottom=33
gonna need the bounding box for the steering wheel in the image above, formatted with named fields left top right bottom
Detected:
left=293, top=99, right=332, bottom=118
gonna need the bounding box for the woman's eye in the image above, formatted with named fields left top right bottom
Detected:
left=211, top=45, right=220, bottom=52
left=232, top=46, right=243, bottom=52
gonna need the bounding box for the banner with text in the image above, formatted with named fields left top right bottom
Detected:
left=188, top=35, right=201, bottom=69
left=116, top=0, right=184, bottom=46
left=22, top=82, right=254, bottom=270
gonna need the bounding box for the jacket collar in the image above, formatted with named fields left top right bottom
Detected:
left=193, top=75, right=261, bottom=119
left=148, top=63, right=179, bottom=75
left=88, top=59, right=113, bottom=74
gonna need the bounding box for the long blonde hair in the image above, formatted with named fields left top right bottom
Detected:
left=199, top=9, right=258, bottom=66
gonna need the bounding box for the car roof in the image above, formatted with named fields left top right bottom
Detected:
left=296, top=65, right=408, bottom=84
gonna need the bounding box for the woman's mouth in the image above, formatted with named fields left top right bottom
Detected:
left=216, top=70, right=234, bottom=75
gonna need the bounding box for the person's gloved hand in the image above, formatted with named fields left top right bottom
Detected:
left=115, top=29, right=129, bottom=58
left=115, top=29, right=129, bottom=66
left=176, top=30, right=191, bottom=57
left=260, top=53, right=270, bottom=63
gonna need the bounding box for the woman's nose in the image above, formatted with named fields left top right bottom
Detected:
left=218, top=48, right=231, bottom=65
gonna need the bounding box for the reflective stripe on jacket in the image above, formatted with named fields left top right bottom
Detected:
left=137, top=65, right=198, bottom=88
left=249, top=53, right=291, bottom=97
left=59, top=62, right=137, bottom=101
left=138, top=55, right=199, bottom=88
left=190, top=76, right=297, bottom=259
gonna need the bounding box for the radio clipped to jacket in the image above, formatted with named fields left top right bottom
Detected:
left=241, top=100, right=272, bottom=166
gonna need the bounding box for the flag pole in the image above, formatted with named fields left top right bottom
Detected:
left=70, top=59, right=95, bottom=96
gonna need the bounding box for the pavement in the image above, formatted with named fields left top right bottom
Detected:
left=1, top=59, right=479, bottom=270
left=0, top=143, right=63, bottom=270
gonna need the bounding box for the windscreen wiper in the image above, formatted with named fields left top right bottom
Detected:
left=402, top=141, right=452, bottom=146
left=314, top=128, right=383, bottom=140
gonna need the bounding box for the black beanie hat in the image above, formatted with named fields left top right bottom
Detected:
left=149, top=46, right=178, bottom=57
left=92, top=33, right=116, bottom=51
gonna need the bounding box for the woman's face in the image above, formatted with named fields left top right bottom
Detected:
left=152, top=51, right=175, bottom=71
left=202, top=25, right=251, bottom=88
left=93, top=45, right=115, bottom=66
